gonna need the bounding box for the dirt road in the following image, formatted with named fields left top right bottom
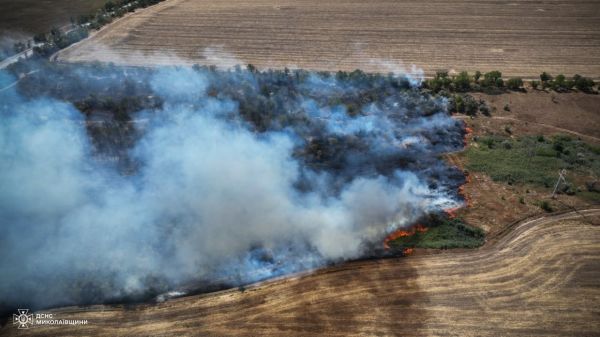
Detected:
left=3, top=208, right=599, bottom=336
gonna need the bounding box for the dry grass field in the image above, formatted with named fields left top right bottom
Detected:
left=2, top=209, right=599, bottom=336
left=446, top=91, right=600, bottom=235
left=57, top=0, right=600, bottom=78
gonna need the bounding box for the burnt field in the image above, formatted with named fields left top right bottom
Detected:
left=58, top=0, right=600, bottom=78
left=0, top=61, right=470, bottom=318
left=3, top=210, right=599, bottom=337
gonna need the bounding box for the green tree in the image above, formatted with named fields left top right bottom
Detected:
left=573, top=74, right=595, bottom=92
left=540, top=72, right=552, bottom=83
left=482, top=71, right=502, bottom=87
left=453, top=71, right=471, bottom=91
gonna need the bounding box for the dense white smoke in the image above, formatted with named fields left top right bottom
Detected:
left=0, top=65, right=462, bottom=311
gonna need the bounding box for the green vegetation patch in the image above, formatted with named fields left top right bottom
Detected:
left=465, top=135, right=600, bottom=188
left=389, top=218, right=485, bottom=250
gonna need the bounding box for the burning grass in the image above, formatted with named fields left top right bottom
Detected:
left=1, top=61, right=468, bottom=312
left=386, top=216, right=485, bottom=251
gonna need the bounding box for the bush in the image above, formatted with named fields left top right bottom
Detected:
left=573, top=74, right=595, bottom=93
left=540, top=201, right=553, bottom=212
left=506, top=77, right=523, bottom=90
left=463, top=95, right=479, bottom=116
left=550, top=74, right=572, bottom=92
left=530, top=80, right=539, bottom=89
left=479, top=100, right=491, bottom=116
left=540, top=72, right=552, bottom=83
left=426, top=71, right=452, bottom=92
left=33, top=33, right=47, bottom=43
left=453, top=71, right=471, bottom=91
left=482, top=70, right=503, bottom=87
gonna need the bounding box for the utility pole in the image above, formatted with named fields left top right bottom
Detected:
left=551, top=169, right=567, bottom=199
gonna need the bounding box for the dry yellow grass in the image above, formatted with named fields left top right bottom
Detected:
left=57, top=0, right=600, bottom=77
left=3, top=209, right=599, bottom=336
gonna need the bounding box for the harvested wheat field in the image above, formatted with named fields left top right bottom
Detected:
left=4, top=209, right=599, bottom=337
left=57, top=0, right=600, bottom=77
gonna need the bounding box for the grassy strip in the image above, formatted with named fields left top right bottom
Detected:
left=465, top=135, right=600, bottom=189
left=389, top=218, right=485, bottom=250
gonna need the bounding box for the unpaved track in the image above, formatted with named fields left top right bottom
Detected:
left=3, top=209, right=599, bottom=336
left=57, top=0, right=600, bottom=77
left=454, top=114, right=600, bottom=143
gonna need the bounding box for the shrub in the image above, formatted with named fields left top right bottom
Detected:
left=550, top=74, right=572, bottom=92
left=33, top=33, right=47, bottom=43
left=463, top=95, right=479, bottom=116
left=426, top=71, right=452, bottom=92
left=479, top=100, right=491, bottom=116
left=506, top=77, right=523, bottom=90
left=573, top=74, right=595, bottom=93
left=452, top=95, right=463, bottom=113
left=453, top=71, right=471, bottom=91
left=540, top=201, right=553, bottom=212
left=540, top=72, right=552, bottom=83
left=482, top=70, right=503, bottom=87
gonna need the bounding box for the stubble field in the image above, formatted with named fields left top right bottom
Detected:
left=3, top=209, right=599, bottom=336
left=58, top=0, right=600, bottom=78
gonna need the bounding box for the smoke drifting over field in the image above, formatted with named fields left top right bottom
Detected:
left=0, top=64, right=465, bottom=311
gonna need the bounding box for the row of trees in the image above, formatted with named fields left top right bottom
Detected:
left=32, top=27, right=89, bottom=57
left=77, top=0, right=164, bottom=29
left=533, top=73, right=596, bottom=93
left=424, top=70, right=596, bottom=94
left=424, top=70, right=522, bottom=93
left=13, top=0, right=166, bottom=59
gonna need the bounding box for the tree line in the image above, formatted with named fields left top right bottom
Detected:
left=424, top=70, right=597, bottom=94
left=7, top=0, right=167, bottom=59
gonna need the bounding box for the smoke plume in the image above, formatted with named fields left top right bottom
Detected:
left=0, top=64, right=464, bottom=312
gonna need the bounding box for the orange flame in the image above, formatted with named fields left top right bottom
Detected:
left=444, top=206, right=460, bottom=219
left=444, top=168, right=473, bottom=218
left=383, top=224, right=428, bottom=250
left=385, top=122, right=474, bottom=252
left=463, top=126, right=473, bottom=146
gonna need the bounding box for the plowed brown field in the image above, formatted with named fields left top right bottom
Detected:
left=3, top=209, right=599, bottom=337
left=57, top=0, right=600, bottom=77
